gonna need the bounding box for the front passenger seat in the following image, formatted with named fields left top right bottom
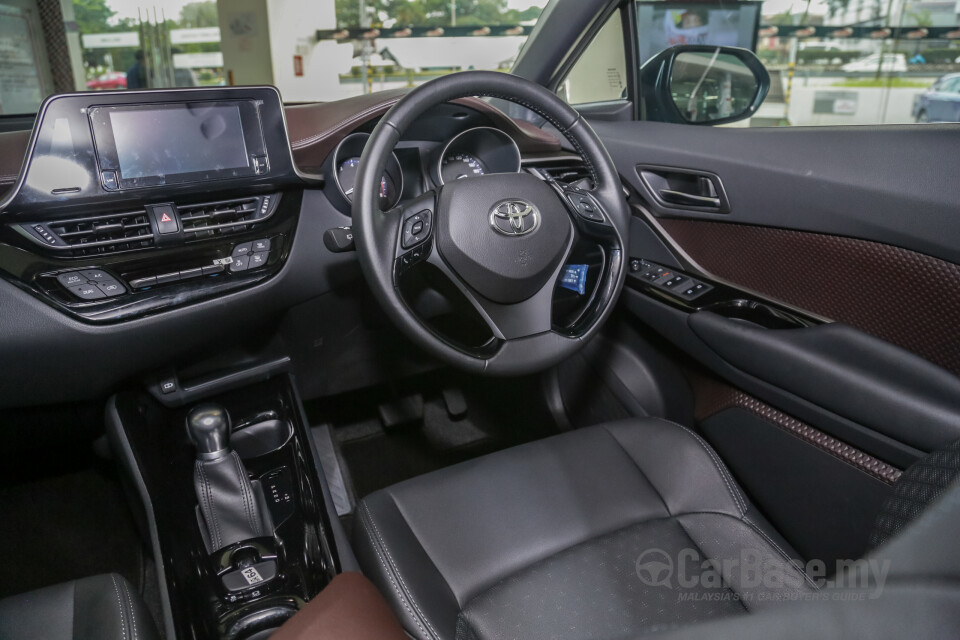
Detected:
left=0, top=573, right=158, bottom=640
left=354, top=418, right=818, bottom=640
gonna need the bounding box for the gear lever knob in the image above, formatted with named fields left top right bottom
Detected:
left=186, top=403, right=231, bottom=459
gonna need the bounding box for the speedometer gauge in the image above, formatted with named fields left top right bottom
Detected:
left=441, top=153, right=486, bottom=183
left=435, top=127, right=521, bottom=186
left=327, top=132, right=403, bottom=212
left=337, top=157, right=397, bottom=210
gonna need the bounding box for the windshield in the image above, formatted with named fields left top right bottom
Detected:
left=1, top=0, right=548, bottom=116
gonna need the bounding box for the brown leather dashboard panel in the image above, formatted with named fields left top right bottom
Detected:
left=284, top=91, right=561, bottom=171
left=659, top=219, right=960, bottom=377
left=0, top=91, right=561, bottom=201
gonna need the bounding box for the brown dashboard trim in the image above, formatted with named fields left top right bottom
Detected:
left=0, top=92, right=561, bottom=202
left=0, top=130, right=29, bottom=199
left=660, top=218, right=960, bottom=377
left=284, top=90, right=561, bottom=171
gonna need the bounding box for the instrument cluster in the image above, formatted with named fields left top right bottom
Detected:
left=327, top=126, right=521, bottom=215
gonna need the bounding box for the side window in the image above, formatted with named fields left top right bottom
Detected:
left=558, top=12, right=628, bottom=105
left=631, top=0, right=960, bottom=126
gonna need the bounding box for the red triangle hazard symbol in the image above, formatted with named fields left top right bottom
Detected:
left=160, top=213, right=172, bottom=223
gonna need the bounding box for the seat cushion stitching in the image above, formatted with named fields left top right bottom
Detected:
left=600, top=423, right=673, bottom=516
left=361, top=501, right=439, bottom=640
left=659, top=418, right=748, bottom=515
left=673, top=516, right=752, bottom=614
left=121, top=578, right=139, bottom=640
left=110, top=574, right=128, bottom=640
left=742, top=517, right=821, bottom=590
left=358, top=504, right=430, bottom=638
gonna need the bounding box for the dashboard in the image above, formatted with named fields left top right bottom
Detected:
left=0, top=85, right=584, bottom=406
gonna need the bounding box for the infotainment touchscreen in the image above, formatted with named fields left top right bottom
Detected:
left=88, top=99, right=269, bottom=189
left=110, top=104, right=248, bottom=179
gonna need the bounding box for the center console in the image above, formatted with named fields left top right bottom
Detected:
left=108, top=373, right=346, bottom=639
left=0, top=86, right=315, bottom=324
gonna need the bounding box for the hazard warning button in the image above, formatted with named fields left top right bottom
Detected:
left=150, top=204, right=179, bottom=234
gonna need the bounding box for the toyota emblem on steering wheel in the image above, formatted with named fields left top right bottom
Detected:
left=489, top=200, right=540, bottom=237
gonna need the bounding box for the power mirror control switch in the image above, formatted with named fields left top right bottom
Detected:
left=149, top=204, right=179, bottom=234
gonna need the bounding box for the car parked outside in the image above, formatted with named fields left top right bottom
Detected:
left=841, top=52, right=907, bottom=73
left=914, top=73, right=960, bottom=122
left=85, top=71, right=127, bottom=90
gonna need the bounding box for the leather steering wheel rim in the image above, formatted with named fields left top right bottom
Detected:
left=353, top=70, right=629, bottom=376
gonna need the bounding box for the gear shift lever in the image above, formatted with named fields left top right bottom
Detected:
left=187, top=403, right=272, bottom=552
left=187, top=403, right=232, bottom=459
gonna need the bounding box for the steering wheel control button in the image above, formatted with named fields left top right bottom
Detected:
left=232, top=242, right=252, bottom=258
left=96, top=281, right=124, bottom=297
left=397, top=244, right=428, bottom=275
left=68, top=283, right=106, bottom=300
left=251, top=238, right=271, bottom=252
left=249, top=252, right=269, bottom=268
left=150, top=204, right=180, bottom=234
left=230, top=255, right=250, bottom=272
left=568, top=193, right=604, bottom=222
left=57, top=272, right=86, bottom=287
left=402, top=210, right=432, bottom=249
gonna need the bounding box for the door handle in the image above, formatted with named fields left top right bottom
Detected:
left=658, top=189, right=721, bottom=208
left=637, top=165, right=729, bottom=213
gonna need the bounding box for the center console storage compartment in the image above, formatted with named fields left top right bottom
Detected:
left=108, top=375, right=341, bottom=639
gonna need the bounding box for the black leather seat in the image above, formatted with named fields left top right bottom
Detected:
left=354, top=418, right=817, bottom=640
left=0, top=573, right=159, bottom=640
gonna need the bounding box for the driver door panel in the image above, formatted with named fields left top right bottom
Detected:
left=591, top=118, right=960, bottom=564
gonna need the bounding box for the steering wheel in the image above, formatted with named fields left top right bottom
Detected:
left=353, top=71, right=628, bottom=375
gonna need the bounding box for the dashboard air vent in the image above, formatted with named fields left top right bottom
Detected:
left=47, top=210, right=155, bottom=256
left=533, top=158, right=594, bottom=189
left=178, top=196, right=269, bottom=239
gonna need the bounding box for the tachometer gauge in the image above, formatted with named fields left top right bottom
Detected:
left=441, top=153, right=486, bottom=183
left=335, top=155, right=400, bottom=210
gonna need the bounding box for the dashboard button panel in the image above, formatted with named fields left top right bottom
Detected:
left=249, top=252, right=268, bottom=268
left=230, top=255, right=250, bottom=272
left=59, top=269, right=125, bottom=299
left=68, top=283, right=107, bottom=300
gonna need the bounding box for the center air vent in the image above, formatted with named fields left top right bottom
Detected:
left=47, top=210, right=155, bottom=256
left=178, top=196, right=272, bottom=239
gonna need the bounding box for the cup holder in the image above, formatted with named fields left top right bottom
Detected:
left=232, top=419, right=294, bottom=459
left=706, top=299, right=813, bottom=330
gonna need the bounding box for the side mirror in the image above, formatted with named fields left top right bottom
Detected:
left=639, top=45, right=769, bottom=126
